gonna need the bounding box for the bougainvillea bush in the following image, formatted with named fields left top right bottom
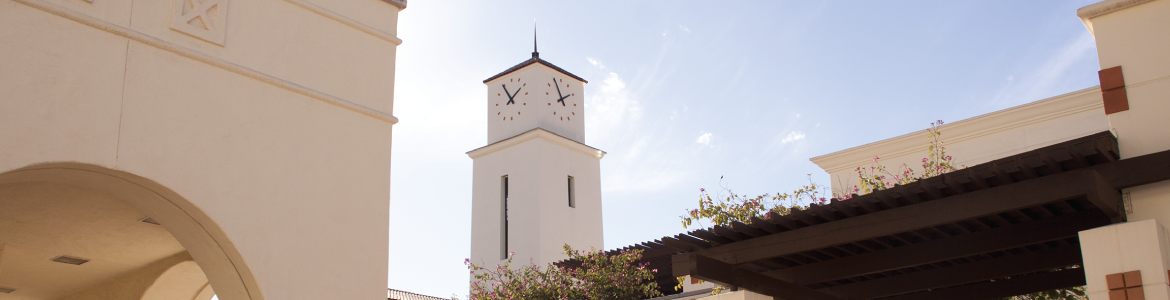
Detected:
left=465, top=245, right=662, bottom=300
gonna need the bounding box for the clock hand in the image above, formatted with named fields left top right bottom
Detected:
left=552, top=77, right=564, bottom=98
left=556, top=94, right=570, bottom=106
left=502, top=84, right=520, bottom=105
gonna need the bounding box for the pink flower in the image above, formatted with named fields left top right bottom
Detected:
left=938, top=120, right=944, bottom=125
left=922, top=158, right=928, bottom=162
left=873, top=156, right=880, bottom=162
left=700, top=188, right=706, bottom=192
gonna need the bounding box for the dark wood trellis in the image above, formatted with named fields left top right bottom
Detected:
left=603, top=131, right=1170, bottom=300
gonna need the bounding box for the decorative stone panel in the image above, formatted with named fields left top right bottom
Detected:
left=170, top=0, right=228, bottom=45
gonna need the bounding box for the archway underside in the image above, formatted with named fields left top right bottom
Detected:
left=0, top=163, right=261, bottom=300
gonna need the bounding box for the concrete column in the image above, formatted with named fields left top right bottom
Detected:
left=1080, top=219, right=1170, bottom=300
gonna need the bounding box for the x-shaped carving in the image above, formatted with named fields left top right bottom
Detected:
left=180, top=0, right=219, bottom=30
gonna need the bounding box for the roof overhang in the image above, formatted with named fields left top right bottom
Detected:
left=1077, top=0, right=1157, bottom=36
left=467, top=128, right=606, bottom=159
left=483, top=57, right=588, bottom=84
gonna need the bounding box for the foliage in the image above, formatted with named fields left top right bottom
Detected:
left=465, top=245, right=662, bottom=300
left=678, top=120, right=1084, bottom=300
left=680, top=121, right=955, bottom=230
left=997, top=287, right=1086, bottom=300
left=679, top=175, right=828, bottom=230
left=993, top=267, right=1087, bottom=300
left=851, top=121, right=959, bottom=195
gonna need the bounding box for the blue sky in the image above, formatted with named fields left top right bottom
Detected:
left=387, top=1, right=1102, bottom=298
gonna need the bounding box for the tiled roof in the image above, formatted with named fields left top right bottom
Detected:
left=483, top=53, right=588, bottom=84
left=388, top=288, right=451, bottom=300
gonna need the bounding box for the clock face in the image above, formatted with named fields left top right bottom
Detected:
left=547, top=77, right=577, bottom=122
left=495, top=77, right=527, bottom=121
left=493, top=75, right=579, bottom=122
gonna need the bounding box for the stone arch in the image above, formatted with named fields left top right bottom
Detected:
left=141, top=260, right=214, bottom=300
left=0, top=162, right=262, bottom=300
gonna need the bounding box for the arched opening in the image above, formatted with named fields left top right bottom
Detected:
left=0, top=163, right=262, bottom=300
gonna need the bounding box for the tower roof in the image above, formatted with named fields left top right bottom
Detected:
left=483, top=56, right=588, bottom=84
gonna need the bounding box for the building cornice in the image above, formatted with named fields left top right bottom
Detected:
left=810, top=86, right=1103, bottom=174
left=11, top=0, right=399, bottom=125
left=467, top=128, right=606, bottom=159
left=383, top=0, right=407, bottom=10
left=1077, top=0, right=1159, bottom=35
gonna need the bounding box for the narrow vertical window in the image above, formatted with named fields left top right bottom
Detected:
left=567, top=176, right=575, bottom=208
left=501, top=175, right=509, bottom=260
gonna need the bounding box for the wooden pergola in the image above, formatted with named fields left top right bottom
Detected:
left=610, top=131, right=1170, bottom=300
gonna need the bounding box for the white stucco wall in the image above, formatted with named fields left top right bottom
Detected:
left=1082, top=0, right=1170, bottom=238
left=468, top=130, right=605, bottom=268
left=0, top=0, right=403, bottom=298
left=811, top=87, right=1110, bottom=195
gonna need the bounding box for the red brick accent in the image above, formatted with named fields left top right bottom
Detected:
left=1112, top=289, right=1130, bottom=300
left=1125, top=271, right=1143, bottom=288
left=1108, top=270, right=1145, bottom=300
left=1100, top=66, right=1126, bottom=90
left=1104, top=89, right=1130, bottom=114
left=1128, top=287, right=1146, bottom=300
left=1108, top=273, right=1127, bottom=290
left=1099, top=66, right=1129, bottom=115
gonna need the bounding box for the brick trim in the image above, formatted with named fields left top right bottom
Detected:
left=1107, top=270, right=1145, bottom=300
left=1100, top=66, right=1130, bottom=114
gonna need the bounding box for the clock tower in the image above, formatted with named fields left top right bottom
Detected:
left=467, top=45, right=605, bottom=269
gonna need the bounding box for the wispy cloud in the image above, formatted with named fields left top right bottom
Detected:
left=991, top=33, right=1097, bottom=107
left=781, top=131, right=805, bottom=144
left=678, top=25, right=691, bottom=33
left=696, top=132, right=713, bottom=145
left=585, top=58, right=691, bottom=193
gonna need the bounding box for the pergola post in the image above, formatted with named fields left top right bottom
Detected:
left=1080, top=219, right=1170, bottom=300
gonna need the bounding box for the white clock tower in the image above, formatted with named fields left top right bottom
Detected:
left=467, top=44, right=605, bottom=269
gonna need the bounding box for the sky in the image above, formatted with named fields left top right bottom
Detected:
left=387, top=1, right=1103, bottom=298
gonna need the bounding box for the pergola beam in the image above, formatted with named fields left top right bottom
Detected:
left=1098, top=149, right=1170, bottom=188
left=877, top=268, right=1087, bottom=300
left=694, top=170, right=1093, bottom=264
left=673, top=253, right=842, bottom=300
left=765, top=211, right=1108, bottom=285
left=1086, top=171, right=1125, bottom=222
left=820, top=246, right=1083, bottom=299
